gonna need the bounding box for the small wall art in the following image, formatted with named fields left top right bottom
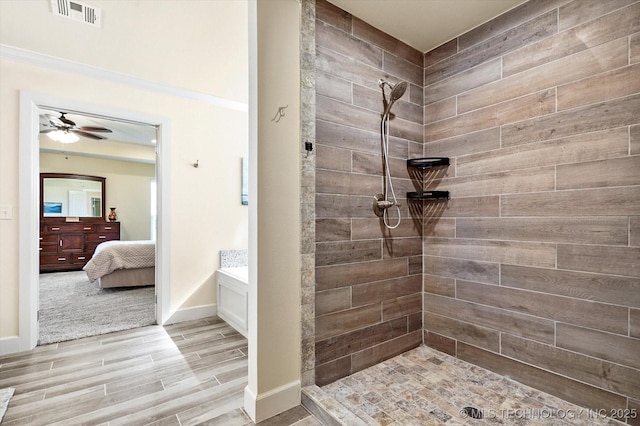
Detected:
left=241, top=157, right=248, bottom=205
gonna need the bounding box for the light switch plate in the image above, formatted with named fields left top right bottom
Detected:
left=0, top=204, right=13, bottom=220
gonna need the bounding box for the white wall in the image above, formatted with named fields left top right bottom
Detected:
left=245, top=0, right=302, bottom=422
left=0, top=0, right=248, bottom=104
left=0, top=1, right=248, bottom=337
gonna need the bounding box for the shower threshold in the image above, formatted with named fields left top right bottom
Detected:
left=302, top=346, right=626, bottom=425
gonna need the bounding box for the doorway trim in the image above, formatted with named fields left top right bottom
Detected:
left=18, top=90, right=171, bottom=351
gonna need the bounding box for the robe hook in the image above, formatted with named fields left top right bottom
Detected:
left=271, top=105, right=288, bottom=123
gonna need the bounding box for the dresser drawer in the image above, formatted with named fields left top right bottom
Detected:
left=40, top=234, right=58, bottom=244
left=96, top=223, right=119, bottom=233
left=39, top=244, right=58, bottom=254
left=86, top=233, right=120, bottom=243
left=72, top=253, right=90, bottom=264
left=40, top=254, right=72, bottom=265
left=47, top=223, right=94, bottom=233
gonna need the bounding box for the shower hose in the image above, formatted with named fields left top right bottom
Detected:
left=381, top=114, right=401, bottom=230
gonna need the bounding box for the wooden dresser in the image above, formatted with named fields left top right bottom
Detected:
left=40, top=220, right=120, bottom=273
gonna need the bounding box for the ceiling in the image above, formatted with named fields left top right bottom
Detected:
left=38, top=109, right=157, bottom=164
left=39, top=109, right=157, bottom=146
left=327, top=0, right=529, bottom=53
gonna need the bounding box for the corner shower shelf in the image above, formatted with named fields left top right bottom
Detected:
left=407, top=191, right=450, bottom=200
left=407, top=157, right=450, bottom=169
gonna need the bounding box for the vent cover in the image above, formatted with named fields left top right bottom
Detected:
left=50, top=0, right=101, bottom=27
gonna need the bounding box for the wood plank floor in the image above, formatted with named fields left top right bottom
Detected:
left=0, top=316, right=320, bottom=425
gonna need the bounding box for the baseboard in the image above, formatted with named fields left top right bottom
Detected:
left=244, top=380, right=301, bottom=423
left=165, top=304, right=217, bottom=325
left=0, top=336, right=21, bottom=356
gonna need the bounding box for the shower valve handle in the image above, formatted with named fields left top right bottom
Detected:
left=376, top=199, right=399, bottom=209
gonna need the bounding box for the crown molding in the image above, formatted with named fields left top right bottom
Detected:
left=0, top=44, right=248, bottom=112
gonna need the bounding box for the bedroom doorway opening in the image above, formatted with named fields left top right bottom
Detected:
left=38, top=113, right=158, bottom=344
left=19, top=91, right=172, bottom=351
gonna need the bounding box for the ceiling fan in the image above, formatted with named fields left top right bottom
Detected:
left=40, top=112, right=112, bottom=143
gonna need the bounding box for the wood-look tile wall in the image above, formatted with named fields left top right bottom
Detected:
left=423, top=0, right=640, bottom=418
left=314, top=0, right=423, bottom=386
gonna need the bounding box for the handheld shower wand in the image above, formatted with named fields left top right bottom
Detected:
left=374, top=79, right=408, bottom=229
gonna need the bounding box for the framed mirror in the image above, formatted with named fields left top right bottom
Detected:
left=40, top=173, right=106, bottom=219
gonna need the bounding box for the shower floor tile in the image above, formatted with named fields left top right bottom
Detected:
left=320, top=345, right=625, bottom=425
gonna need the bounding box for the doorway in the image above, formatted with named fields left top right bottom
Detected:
left=18, top=91, right=171, bottom=352
left=38, top=109, right=158, bottom=344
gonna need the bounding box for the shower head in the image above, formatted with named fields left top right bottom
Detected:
left=388, top=81, right=408, bottom=101
left=379, top=79, right=408, bottom=119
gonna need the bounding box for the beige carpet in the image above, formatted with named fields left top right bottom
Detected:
left=38, top=271, right=155, bottom=345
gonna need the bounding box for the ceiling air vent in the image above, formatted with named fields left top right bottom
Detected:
left=50, top=0, right=102, bottom=27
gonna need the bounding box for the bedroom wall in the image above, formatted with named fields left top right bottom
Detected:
left=0, top=1, right=249, bottom=338
left=40, top=153, right=155, bottom=241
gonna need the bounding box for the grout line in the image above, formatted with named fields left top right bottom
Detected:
left=349, top=286, right=353, bottom=309
left=350, top=82, right=354, bottom=105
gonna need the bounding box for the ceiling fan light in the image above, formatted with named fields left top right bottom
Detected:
left=48, top=130, right=79, bottom=144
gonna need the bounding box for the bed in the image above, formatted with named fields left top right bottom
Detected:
left=83, top=240, right=156, bottom=288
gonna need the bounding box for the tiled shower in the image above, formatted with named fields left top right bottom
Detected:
left=310, top=0, right=639, bottom=420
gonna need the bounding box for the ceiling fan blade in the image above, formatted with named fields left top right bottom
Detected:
left=78, top=126, right=113, bottom=133
left=71, top=130, right=107, bottom=140
left=39, top=129, right=55, bottom=134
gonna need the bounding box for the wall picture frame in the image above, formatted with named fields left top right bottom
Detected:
left=241, top=157, right=248, bottom=205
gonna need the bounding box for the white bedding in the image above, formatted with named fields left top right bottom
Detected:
left=83, top=240, right=155, bottom=282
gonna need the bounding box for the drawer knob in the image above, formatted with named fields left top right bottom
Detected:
left=99, top=236, right=106, bottom=239
left=58, top=257, right=66, bottom=261
left=77, top=256, right=86, bottom=260
left=51, top=227, right=60, bottom=231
